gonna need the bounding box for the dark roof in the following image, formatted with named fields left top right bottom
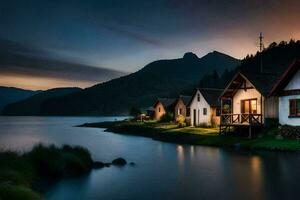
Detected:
left=179, top=95, right=192, bottom=105
left=188, top=88, right=222, bottom=107
left=154, top=98, right=176, bottom=111
left=269, top=60, right=300, bottom=96
left=241, top=71, right=281, bottom=96
left=199, top=88, right=223, bottom=107
left=221, top=70, right=281, bottom=98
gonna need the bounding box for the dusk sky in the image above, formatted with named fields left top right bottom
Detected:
left=0, top=0, right=300, bottom=90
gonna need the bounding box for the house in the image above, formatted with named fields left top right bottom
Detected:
left=269, top=60, right=300, bottom=126
left=153, top=98, right=176, bottom=120
left=173, top=95, right=192, bottom=122
left=219, top=71, right=280, bottom=135
left=188, top=88, right=222, bottom=126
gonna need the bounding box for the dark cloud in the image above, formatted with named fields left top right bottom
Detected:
left=0, top=0, right=300, bottom=89
left=0, top=39, right=127, bottom=82
left=102, top=24, right=166, bottom=47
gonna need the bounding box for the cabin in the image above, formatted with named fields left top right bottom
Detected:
left=269, top=60, right=300, bottom=126
left=220, top=71, right=279, bottom=135
left=153, top=98, right=176, bottom=120
left=187, top=88, right=222, bottom=126
left=173, top=95, right=192, bottom=122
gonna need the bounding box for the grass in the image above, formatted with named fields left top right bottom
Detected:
left=0, top=144, right=94, bottom=200
left=80, top=120, right=300, bottom=152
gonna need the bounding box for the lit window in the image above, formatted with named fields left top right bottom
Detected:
left=203, top=108, right=207, bottom=115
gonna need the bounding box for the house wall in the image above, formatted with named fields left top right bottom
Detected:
left=278, top=71, right=300, bottom=125
left=285, top=69, right=300, bottom=90
left=279, top=95, right=300, bottom=125
left=233, top=87, right=263, bottom=115
left=264, top=96, right=279, bottom=118
left=189, top=90, right=211, bottom=126
left=174, top=99, right=187, bottom=120
left=154, top=102, right=166, bottom=120
left=211, top=107, right=220, bottom=125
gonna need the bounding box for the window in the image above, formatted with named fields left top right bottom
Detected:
left=197, top=94, right=200, bottom=102
left=159, top=107, right=161, bottom=112
left=289, top=99, right=300, bottom=117
left=216, top=108, right=221, bottom=116
left=241, top=99, right=257, bottom=114
left=203, top=108, right=207, bottom=115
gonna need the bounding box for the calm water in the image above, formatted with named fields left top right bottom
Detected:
left=0, top=117, right=300, bottom=200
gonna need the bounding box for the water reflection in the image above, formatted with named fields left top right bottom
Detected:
left=0, top=117, right=300, bottom=200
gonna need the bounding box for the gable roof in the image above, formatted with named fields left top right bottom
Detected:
left=154, top=98, right=176, bottom=110
left=200, top=88, right=223, bottom=107
left=176, top=95, right=192, bottom=106
left=188, top=88, right=222, bottom=107
left=221, top=70, right=280, bottom=98
left=269, top=60, right=300, bottom=96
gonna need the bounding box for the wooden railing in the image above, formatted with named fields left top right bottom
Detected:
left=221, top=114, right=262, bottom=125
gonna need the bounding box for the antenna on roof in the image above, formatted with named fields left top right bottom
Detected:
left=259, top=32, right=264, bottom=73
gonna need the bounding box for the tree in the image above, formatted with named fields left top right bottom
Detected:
left=129, top=107, right=141, bottom=116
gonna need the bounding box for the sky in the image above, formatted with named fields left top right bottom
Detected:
left=0, top=0, right=300, bottom=90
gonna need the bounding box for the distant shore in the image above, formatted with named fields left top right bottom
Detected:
left=79, top=121, right=300, bottom=152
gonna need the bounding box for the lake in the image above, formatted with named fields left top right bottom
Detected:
left=0, top=116, right=300, bottom=200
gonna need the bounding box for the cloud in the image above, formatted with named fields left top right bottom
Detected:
left=0, top=39, right=127, bottom=83
left=102, top=24, right=166, bottom=47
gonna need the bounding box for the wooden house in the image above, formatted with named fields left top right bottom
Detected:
left=187, top=88, right=222, bottom=126
left=173, top=95, right=192, bottom=122
left=269, top=60, right=300, bottom=126
left=219, top=71, right=279, bottom=135
left=153, top=98, right=176, bottom=120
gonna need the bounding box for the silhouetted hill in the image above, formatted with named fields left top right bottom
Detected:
left=239, top=40, right=300, bottom=74
left=180, top=40, right=300, bottom=94
left=34, top=51, right=239, bottom=115
left=0, top=86, right=40, bottom=112
left=2, top=87, right=82, bottom=115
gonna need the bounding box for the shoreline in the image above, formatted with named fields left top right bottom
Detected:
left=0, top=144, right=128, bottom=200
left=78, top=121, right=300, bottom=152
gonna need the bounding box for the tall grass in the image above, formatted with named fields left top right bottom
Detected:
left=0, top=144, right=94, bottom=200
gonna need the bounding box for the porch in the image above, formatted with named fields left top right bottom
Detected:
left=220, top=113, right=263, bottom=126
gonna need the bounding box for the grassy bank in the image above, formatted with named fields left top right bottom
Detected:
left=80, top=121, right=300, bottom=152
left=0, top=144, right=93, bottom=200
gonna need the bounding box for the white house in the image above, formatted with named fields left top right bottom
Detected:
left=187, top=88, right=222, bottom=126
left=220, top=71, right=279, bottom=135
left=269, top=60, right=300, bottom=126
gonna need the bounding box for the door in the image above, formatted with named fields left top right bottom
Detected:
left=241, top=99, right=257, bottom=114
left=193, top=109, right=197, bottom=126
left=241, top=99, right=257, bottom=123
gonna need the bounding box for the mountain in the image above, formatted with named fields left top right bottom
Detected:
left=2, top=87, right=82, bottom=115
left=181, top=40, right=300, bottom=94
left=32, top=51, right=239, bottom=115
left=0, top=86, right=40, bottom=112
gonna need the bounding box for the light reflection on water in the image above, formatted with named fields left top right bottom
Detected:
left=0, top=117, right=299, bottom=200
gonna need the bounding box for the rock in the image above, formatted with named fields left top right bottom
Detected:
left=112, top=158, right=127, bottom=166
left=129, top=162, right=136, bottom=166
left=93, top=161, right=105, bottom=169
